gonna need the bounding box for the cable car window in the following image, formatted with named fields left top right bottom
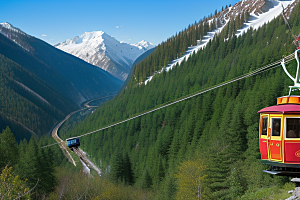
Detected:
left=272, top=118, right=281, bottom=136
left=262, top=117, right=268, bottom=135
left=286, top=118, right=300, bottom=138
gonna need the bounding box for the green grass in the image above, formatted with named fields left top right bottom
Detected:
left=239, top=182, right=294, bottom=200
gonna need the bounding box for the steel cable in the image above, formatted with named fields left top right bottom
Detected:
left=41, top=52, right=296, bottom=148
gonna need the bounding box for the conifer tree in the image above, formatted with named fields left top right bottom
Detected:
left=0, top=126, right=19, bottom=168
left=157, top=172, right=176, bottom=200
left=205, top=145, right=231, bottom=200
left=226, top=101, right=247, bottom=161
left=123, top=152, right=134, bottom=185
left=139, top=169, right=152, bottom=189
left=228, top=163, right=244, bottom=199
left=16, top=137, right=54, bottom=195
left=40, top=147, right=57, bottom=193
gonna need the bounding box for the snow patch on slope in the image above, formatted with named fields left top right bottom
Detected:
left=0, top=22, right=26, bottom=35
left=236, top=0, right=294, bottom=36
left=143, top=0, right=295, bottom=85
left=0, top=22, right=32, bottom=51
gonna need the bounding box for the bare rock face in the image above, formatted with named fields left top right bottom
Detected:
left=284, top=0, right=300, bottom=19
left=286, top=178, right=300, bottom=200
left=217, top=0, right=280, bottom=22
left=232, top=0, right=267, bottom=16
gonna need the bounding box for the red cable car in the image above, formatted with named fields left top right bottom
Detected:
left=258, top=96, right=300, bottom=175
left=258, top=50, right=300, bottom=176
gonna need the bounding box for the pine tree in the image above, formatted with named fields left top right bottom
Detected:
left=40, top=147, right=57, bottom=193
left=110, top=151, right=122, bottom=182
left=16, top=137, right=42, bottom=194
left=228, top=163, right=244, bottom=199
left=139, top=169, right=152, bottom=189
left=110, top=149, right=135, bottom=184
left=205, top=145, right=231, bottom=200
left=123, top=152, right=134, bottom=185
left=0, top=126, right=19, bottom=168
left=226, top=100, right=247, bottom=161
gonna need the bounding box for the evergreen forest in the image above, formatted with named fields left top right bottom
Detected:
left=61, top=2, right=300, bottom=199
left=3, top=1, right=300, bottom=200
left=0, top=127, right=155, bottom=199
left=0, top=54, right=78, bottom=141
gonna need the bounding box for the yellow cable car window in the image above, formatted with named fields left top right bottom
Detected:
left=286, top=118, right=300, bottom=138
left=272, top=118, right=281, bottom=136
left=262, top=116, right=268, bottom=135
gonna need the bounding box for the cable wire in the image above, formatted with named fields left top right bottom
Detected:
left=41, top=52, right=296, bottom=148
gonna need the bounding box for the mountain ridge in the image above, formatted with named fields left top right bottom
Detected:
left=0, top=23, right=123, bottom=105
left=137, top=0, right=295, bottom=85
left=0, top=22, right=123, bottom=139
left=55, top=30, right=154, bottom=81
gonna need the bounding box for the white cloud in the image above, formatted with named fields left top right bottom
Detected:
left=42, top=34, right=47, bottom=37
left=116, top=26, right=119, bottom=28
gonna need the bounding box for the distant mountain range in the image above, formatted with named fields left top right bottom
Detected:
left=0, top=22, right=122, bottom=105
left=55, top=31, right=155, bottom=81
left=0, top=22, right=123, bottom=139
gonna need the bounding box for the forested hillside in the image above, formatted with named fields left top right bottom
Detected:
left=132, top=3, right=248, bottom=83
left=0, top=24, right=123, bottom=106
left=62, top=1, right=300, bottom=199
left=0, top=127, right=66, bottom=199
left=0, top=22, right=123, bottom=141
left=0, top=54, right=78, bottom=141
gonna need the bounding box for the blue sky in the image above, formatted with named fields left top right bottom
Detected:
left=1, top=0, right=240, bottom=45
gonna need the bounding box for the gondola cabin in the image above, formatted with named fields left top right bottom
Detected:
left=66, top=137, right=80, bottom=148
left=258, top=96, right=300, bottom=175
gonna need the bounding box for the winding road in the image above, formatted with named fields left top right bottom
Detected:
left=51, top=98, right=109, bottom=175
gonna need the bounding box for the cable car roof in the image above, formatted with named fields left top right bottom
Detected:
left=258, top=104, right=300, bottom=114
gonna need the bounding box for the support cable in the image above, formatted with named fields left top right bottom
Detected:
left=41, top=52, right=296, bottom=148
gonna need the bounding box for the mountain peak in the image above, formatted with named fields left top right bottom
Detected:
left=0, top=22, right=33, bottom=52
left=55, top=30, right=108, bottom=47
left=55, top=31, right=154, bottom=81
left=81, top=31, right=106, bottom=42
left=0, top=22, right=13, bottom=29
left=0, top=22, right=26, bottom=35
left=131, top=40, right=155, bottom=50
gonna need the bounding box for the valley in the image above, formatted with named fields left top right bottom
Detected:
left=1, top=0, right=300, bottom=199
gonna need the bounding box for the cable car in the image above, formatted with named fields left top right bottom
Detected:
left=258, top=96, right=300, bottom=175
left=66, top=137, right=80, bottom=149
left=258, top=50, right=300, bottom=176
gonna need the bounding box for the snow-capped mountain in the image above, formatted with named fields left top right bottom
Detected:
left=55, top=31, right=154, bottom=81
left=0, top=22, right=123, bottom=105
